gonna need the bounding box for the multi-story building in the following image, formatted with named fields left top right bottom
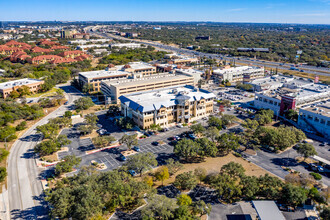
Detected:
left=213, top=66, right=264, bottom=83
left=0, top=78, right=44, bottom=98
left=175, top=68, right=203, bottom=85
left=101, top=73, right=194, bottom=104
left=298, top=102, right=330, bottom=138
left=109, top=43, right=142, bottom=49
left=116, top=62, right=156, bottom=76
left=254, top=83, right=330, bottom=116
left=119, top=85, right=216, bottom=129
left=78, top=69, right=130, bottom=92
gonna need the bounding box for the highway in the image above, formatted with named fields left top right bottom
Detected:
left=98, top=32, right=330, bottom=77
left=7, top=85, right=83, bottom=219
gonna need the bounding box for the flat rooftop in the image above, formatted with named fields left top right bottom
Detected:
left=0, top=78, right=43, bottom=90
left=103, top=73, right=193, bottom=88
left=116, top=62, right=155, bottom=71
left=213, top=66, right=263, bottom=74
left=302, top=102, right=330, bottom=117
left=176, top=68, right=203, bottom=75
left=79, top=70, right=129, bottom=80
left=119, top=85, right=216, bottom=112
left=252, top=201, right=285, bottom=220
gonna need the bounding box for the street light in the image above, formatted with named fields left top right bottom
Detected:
left=4, top=133, right=14, bottom=150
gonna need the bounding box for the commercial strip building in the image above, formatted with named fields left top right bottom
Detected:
left=212, top=66, right=264, bottom=83
left=0, top=78, right=44, bottom=98
left=119, top=85, right=215, bottom=129
left=101, top=73, right=194, bottom=104
left=298, top=102, right=330, bottom=138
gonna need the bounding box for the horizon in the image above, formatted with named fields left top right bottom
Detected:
left=1, top=0, right=330, bottom=25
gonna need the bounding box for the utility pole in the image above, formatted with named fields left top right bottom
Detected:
left=4, top=134, right=14, bottom=150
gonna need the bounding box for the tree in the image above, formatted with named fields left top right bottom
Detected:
left=92, top=136, right=116, bottom=148
left=166, top=158, right=183, bottom=176
left=36, top=123, right=59, bottom=139
left=217, top=133, right=240, bottom=155
left=297, top=143, right=317, bottom=160
left=174, top=171, right=198, bottom=190
left=16, top=121, right=27, bottom=131
left=10, top=90, right=20, bottom=99
left=0, top=149, right=9, bottom=162
left=192, top=200, right=212, bottom=217
left=190, top=123, right=205, bottom=137
left=78, top=124, right=93, bottom=135
left=142, top=194, right=177, bottom=220
left=255, top=109, right=273, bottom=125
left=107, top=105, right=120, bottom=116
left=155, top=166, right=170, bottom=186
left=194, top=167, right=207, bottom=184
left=17, top=85, right=31, bottom=97
left=126, top=152, right=158, bottom=176
left=0, top=126, right=17, bottom=142
left=221, top=162, right=245, bottom=179
left=285, top=109, right=298, bottom=121
left=55, top=155, right=81, bottom=176
left=320, top=207, right=330, bottom=220
left=221, top=114, right=237, bottom=126
left=196, top=138, right=218, bottom=157
left=0, top=167, right=7, bottom=182
left=280, top=184, right=307, bottom=207
left=177, top=194, right=192, bottom=206
left=209, top=173, right=242, bottom=203
left=143, top=176, right=154, bottom=187
left=173, top=139, right=200, bottom=161
left=205, top=126, right=219, bottom=142
left=207, top=116, right=222, bottom=129
left=35, top=135, right=71, bottom=156
left=119, top=134, right=138, bottom=150
left=64, top=111, right=72, bottom=118
left=85, top=113, right=98, bottom=128
left=149, top=123, right=161, bottom=131
left=74, top=97, right=94, bottom=111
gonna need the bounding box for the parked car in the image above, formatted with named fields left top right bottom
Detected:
left=319, top=142, right=326, bottom=146
left=144, top=132, right=151, bottom=137
left=177, top=124, right=183, bottom=128
left=119, top=154, right=127, bottom=161
left=133, top=146, right=140, bottom=152
left=188, top=133, right=197, bottom=140
left=96, top=124, right=102, bottom=128
left=64, top=101, right=68, bottom=105
left=128, top=170, right=137, bottom=176
left=152, top=141, right=159, bottom=146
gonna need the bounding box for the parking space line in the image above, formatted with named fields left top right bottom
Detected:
left=144, top=145, right=157, bottom=153
left=108, top=155, right=120, bottom=165
left=103, top=157, right=115, bottom=167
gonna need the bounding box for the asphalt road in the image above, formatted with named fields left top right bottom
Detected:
left=7, top=85, right=84, bottom=219
left=98, top=32, right=330, bottom=77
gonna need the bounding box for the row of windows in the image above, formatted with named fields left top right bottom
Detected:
left=257, top=97, right=280, bottom=106
left=303, top=114, right=330, bottom=126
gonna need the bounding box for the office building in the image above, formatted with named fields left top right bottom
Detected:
left=119, top=85, right=215, bottom=129
left=175, top=68, right=203, bottom=85
left=78, top=69, right=129, bottom=92
left=101, top=73, right=194, bottom=104
left=116, top=62, right=156, bottom=76
left=213, top=66, right=264, bottom=83
left=254, top=83, right=330, bottom=116
left=0, top=78, right=44, bottom=98
left=298, top=102, right=330, bottom=138
left=109, top=43, right=142, bottom=49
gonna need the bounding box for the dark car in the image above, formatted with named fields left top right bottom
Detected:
left=169, top=140, right=177, bottom=146
left=144, top=132, right=151, bottom=137
left=168, top=136, right=176, bottom=141
left=133, top=146, right=140, bottom=152
left=118, top=154, right=127, bottom=161
left=152, top=141, right=159, bottom=146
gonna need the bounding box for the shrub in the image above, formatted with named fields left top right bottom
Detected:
left=310, top=172, right=322, bottom=180
left=0, top=167, right=7, bottom=182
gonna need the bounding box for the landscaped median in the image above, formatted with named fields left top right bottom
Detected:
left=85, top=142, right=120, bottom=155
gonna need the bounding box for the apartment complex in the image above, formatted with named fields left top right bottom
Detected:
left=0, top=78, right=44, bottom=98
left=213, top=66, right=264, bottom=82
left=78, top=69, right=129, bottom=92
left=119, top=85, right=216, bottom=129
left=298, top=102, right=330, bottom=138
left=101, top=73, right=194, bottom=104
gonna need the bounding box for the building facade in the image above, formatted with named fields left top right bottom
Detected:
left=119, top=86, right=215, bottom=129
left=0, top=78, right=44, bottom=98
left=213, top=66, right=264, bottom=83
left=101, top=73, right=194, bottom=104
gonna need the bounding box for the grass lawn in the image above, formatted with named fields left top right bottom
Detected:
left=26, top=87, right=58, bottom=98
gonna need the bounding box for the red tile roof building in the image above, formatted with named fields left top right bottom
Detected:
left=9, top=51, right=31, bottom=62
left=0, top=45, right=24, bottom=55
left=5, top=40, right=31, bottom=49
left=58, top=50, right=87, bottom=59
left=50, top=45, right=69, bottom=51
left=31, top=46, right=53, bottom=54
left=39, top=40, right=58, bottom=46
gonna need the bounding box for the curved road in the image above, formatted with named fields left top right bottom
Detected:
left=7, top=85, right=83, bottom=219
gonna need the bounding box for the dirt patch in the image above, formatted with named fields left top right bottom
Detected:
left=153, top=153, right=276, bottom=187
left=81, top=130, right=99, bottom=139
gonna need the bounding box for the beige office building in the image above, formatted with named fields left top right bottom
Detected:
left=0, top=78, right=44, bottom=98
left=101, top=73, right=194, bottom=104
left=119, top=86, right=215, bottom=129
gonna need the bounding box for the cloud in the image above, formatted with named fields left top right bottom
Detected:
left=227, top=8, right=246, bottom=12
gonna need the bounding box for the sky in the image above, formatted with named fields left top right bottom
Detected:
left=0, top=0, right=329, bottom=24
